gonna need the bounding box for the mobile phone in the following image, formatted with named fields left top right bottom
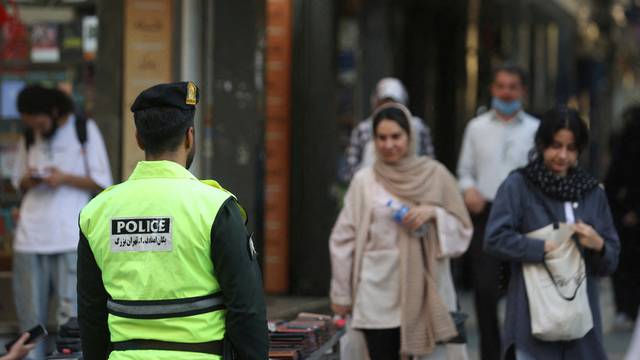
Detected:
left=31, top=168, right=50, bottom=180
left=4, top=324, right=47, bottom=351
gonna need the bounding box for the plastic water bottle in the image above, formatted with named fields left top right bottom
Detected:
left=386, top=199, right=429, bottom=237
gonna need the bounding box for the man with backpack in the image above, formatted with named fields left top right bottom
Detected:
left=10, top=85, right=112, bottom=360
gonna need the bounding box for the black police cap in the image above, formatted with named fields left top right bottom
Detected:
left=130, top=81, right=199, bottom=113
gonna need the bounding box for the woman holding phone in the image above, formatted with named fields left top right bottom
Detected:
left=1, top=333, right=36, bottom=360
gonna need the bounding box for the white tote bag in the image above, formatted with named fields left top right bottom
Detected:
left=523, top=222, right=593, bottom=341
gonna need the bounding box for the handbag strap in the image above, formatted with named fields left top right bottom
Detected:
left=542, top=262, right=586, bottom=301
left=522, top=174, right=586, bottom=301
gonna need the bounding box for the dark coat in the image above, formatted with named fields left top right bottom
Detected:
left=485, top=171, right=620, bottom=360
left=605, top=132, right=640, bottom=274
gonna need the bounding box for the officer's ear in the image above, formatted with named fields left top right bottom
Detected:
left=185, top=126, right=195, bottom=150
left=135, top=130, right=145, bottom=151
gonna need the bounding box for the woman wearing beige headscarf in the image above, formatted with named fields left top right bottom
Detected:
left=330, top=103, right=473, bottom=359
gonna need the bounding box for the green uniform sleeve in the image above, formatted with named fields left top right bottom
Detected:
left=77, top=229, right=111, bottom=359
left=211, top=198, right=268, bottom=359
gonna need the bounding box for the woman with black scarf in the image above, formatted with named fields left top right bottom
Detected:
left=485, top=107, right=620, bottom=359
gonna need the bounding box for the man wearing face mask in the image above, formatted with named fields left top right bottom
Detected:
left=11, top=85, right=112, bottom=360
left=457, top=63, right=539, bottom=360
left=77, top=82, right=268, bottom=359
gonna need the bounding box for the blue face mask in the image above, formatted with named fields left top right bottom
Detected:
left=492, top=97, right=522, bottom=116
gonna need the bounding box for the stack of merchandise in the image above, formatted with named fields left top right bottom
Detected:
left=46, top=317, right=83, bottom=359
left=268, top=313, right=336, bottom=359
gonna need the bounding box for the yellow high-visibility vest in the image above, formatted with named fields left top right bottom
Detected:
left=80, top=160, right=239, bottom=360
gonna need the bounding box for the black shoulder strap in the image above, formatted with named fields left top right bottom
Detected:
left=24, top=128, right=35, bottom=150
left=74, top=113, right=88, bottom=145
left=74, top=114, right=91, bottom=178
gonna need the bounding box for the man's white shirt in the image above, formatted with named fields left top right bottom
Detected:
left=457, top=110, right=539, bottom=201
left=11, top=115, right=113, bottom=253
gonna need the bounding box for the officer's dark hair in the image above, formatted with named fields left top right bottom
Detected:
left=372, top=107, right=412, bottom=139
left=530, top=106, right=589, bottom=161
left=134, top=107, right=194, bottom=155
left=493, top=62, right=529, bottom=88
left=17, top=85, right=74, bottom=117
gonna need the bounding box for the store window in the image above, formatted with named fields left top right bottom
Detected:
left=0, top=0, right=97, bottom=271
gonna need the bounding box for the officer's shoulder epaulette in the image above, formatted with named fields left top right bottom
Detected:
left=100, top=184, right=118, bottom=194
left=89, top=183, right=118, bottom=201
left=200, top=179, right=236, bottom=198
left=200, top=179, right=247, bottom=222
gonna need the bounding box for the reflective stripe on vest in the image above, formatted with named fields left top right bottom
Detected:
left=112, top=339, right=223, bottom=355
left=107, top=293, right=225, bottom=319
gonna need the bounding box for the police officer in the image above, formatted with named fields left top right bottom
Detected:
left=77, top=82, right=268, bottom=359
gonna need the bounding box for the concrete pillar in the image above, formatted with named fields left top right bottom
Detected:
left=209, top=0, right=265, bottom=257
left=179, top=0, right=204, bottom=176
left=289, top=0, right=337, bottom=295
left=94, top=0, right=124, bottom=181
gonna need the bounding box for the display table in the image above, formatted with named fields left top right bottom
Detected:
left=268, top=312, right=345, bottom=360
left=304, top=328, right=344, bottom=360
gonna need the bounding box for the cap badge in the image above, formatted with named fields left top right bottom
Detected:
left=186, top=82, right=197, bottom=105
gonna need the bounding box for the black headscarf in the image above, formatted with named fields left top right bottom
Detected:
left=520, top=158, right=599, bottom=202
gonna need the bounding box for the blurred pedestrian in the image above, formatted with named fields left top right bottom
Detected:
left=11, top=85, right=112, bottom=359
left=456, top=63, right=539, bottom=360
left=485, top=107, right=620, bottom=359
left=339, top=77, right=435, bottom=184
left=1, top=333, right=36, bottom=360
left=605, top=104, right=640, bottom=329
left=330, top=103, right=472, bottom=359
left=338, top=77, right=437, bottom=360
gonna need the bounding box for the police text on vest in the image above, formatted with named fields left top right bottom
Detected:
left=110, top=217, right=173, bottom=252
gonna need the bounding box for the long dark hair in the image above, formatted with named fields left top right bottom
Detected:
left=17, top=85, right=75, bottom=144
left=529, top=106, right=589, bottom=161
left=17, top=85, right=74, bottom=117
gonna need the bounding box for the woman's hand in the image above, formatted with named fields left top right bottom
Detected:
left=464, top=187, right=487, bottom=215
left=402, top=205, right=436, bottom=230
left=574, top=221, right=605, bottom=252
left=544, top=240, right=559, bottom=254
left=331, top=303, right=352, bottom=317
left=19, top=168, right=42, bottom=193
left=2, top=333, right=35, bottom=360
